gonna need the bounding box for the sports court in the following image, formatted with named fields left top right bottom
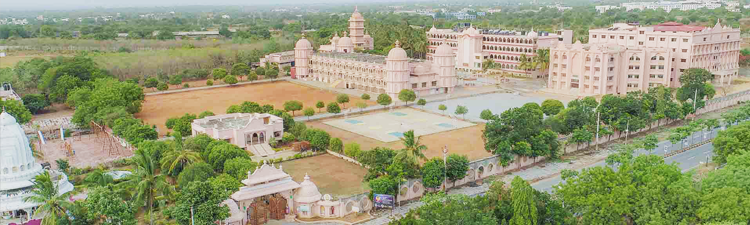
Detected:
left=323, top=108, right=476, bottom=142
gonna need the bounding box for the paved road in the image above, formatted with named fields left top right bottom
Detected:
left=533, top=141, right=715, bottom=193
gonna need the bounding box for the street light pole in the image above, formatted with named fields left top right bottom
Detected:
left=625, top=118, right=630, bottom=142
left=693, top=89, right=698, bottom=113
left=443, top=145, right=448, bottom=193
left=595, top=111, right=600, bottom=151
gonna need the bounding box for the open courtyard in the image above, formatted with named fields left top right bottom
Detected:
left=422, top=92, right=572, bottom=122
left=34, top=134, right=133, bottom=169
left=324, top=108, right=475, bottom=142
left=135, top=81, right=373, bottom=135
left=280, top=154, right=370, bottom=197
left=307, top=108, right=493, bottom=161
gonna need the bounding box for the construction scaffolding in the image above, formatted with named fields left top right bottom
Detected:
left=90, top=121, right=129, bottom=156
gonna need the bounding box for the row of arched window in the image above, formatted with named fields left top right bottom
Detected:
left=2, top=163, right=33, bottom=174
left=427, top=33, right=458, bottom=40
left=483, top=45, right=534, bottom=53
left=488, top=54, right=532, bottom=62
left=310, top=59, right=386, bottom=76
left=483, top=36, right=537, bottom=44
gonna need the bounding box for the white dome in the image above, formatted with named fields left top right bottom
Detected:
left=295, top=36, right=312, bottom=49
left=435, top=42, right=453, bottom=56
left=1, top=111, right=43, bottom=188
left=429, top=25, right=437, bottom=33
left=294, top=174, right=322, bottom=203
left=387, top=40, right=408, bottom=60
left=527, top=29, right=538, bottom=38
left=338, top=36, right=353, bottom=47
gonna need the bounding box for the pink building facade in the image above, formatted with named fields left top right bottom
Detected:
left=191, top=113, right=283, bottom=149
left=426, top=26, right=573, bottom=77
left=548, top=21, right=741, bottom=96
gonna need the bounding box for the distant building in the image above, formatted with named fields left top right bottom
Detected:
left=1, top=83, right=21, bottom=102
left=191, top=113, right=283, bottom=154
left=259, top=51, right=295, bottom=70
left=620, top=1, right=721, bottom=12
left=547, top=21, right=740, bottom=96
left=172, top=31, right=221, bottom=39
left=596, top=5, right=621, bottom=13
left=486, top=8, right=503, bottom=14
left=221, top=15, right=231, bottom=19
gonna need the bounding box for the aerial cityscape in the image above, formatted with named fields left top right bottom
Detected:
left=1, top=0, right=750, bottom=224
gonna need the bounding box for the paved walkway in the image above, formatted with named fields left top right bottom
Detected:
left=144, top=77, right=289, bottom=96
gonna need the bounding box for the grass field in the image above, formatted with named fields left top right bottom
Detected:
left=280, top=154, right=370, bottom=197
left=0, top=52, right=68, bottom=68
left=135, top=81, right=374, bottom=136
left=307, top=108, right=493, bottom=162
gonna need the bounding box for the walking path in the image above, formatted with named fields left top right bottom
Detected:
left=144, top=77, right=289, bottom=96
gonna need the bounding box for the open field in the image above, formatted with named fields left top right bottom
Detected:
left=323, top=108, right=475, bottom=142
left=0, top=51, right=68, bottom=68
left=135, top=81, right=374, bottom=136
left=307, top=108, right=493, bottom=161
left=280, top=154, right=370, bottom=197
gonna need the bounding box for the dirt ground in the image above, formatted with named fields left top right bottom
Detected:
left=34, top=134, right=133, bottom=169
left=306, top=108, right=493, bottom=162
left=136, top=81, right=374, bottom=136
left=280, top=154, right=370, bottom=197
left=31, top=103, right=74, bottom=120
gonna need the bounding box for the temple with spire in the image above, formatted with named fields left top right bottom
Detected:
left=318, top=6, right=374, bottom=52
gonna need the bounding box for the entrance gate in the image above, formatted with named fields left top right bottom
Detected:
left=247, top=194, right=287, bottom=225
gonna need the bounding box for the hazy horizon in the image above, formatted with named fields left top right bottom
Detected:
left=1, top=0, right=426, bottom=11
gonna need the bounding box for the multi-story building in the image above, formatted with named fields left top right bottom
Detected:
left=294, top=7, right=458, bottom=101
left=547, top=21, right=740, bottom=96
left=619, top=1, right=721, bottom=12
left=426, top=26, right=573, bottom=77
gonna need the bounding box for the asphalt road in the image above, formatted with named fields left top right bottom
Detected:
left=532, top=140, right=716, bottom=193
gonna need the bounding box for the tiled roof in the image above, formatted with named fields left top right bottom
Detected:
left=652, top=22, right=705, bottom=32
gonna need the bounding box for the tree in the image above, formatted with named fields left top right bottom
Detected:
left=315, top=101, right=325, bottom=112
left=169, top=74, right=183, bottom=86
left=394, top=193, right=497, bottom=224
left=484, top=102, right=546, bottom=166
left=118, top=148, right=171, bottom=225
left=361, top=93, right=371, bottom=100
left=368, top=175, right=399, bottom=196
left=68, top=78, right=145, bottom=127
left=455, top=105, right=468, bottom=119
left=1, top=99, right=32, bottom=124
left=265, top=68, right=279, bottom=79
left=177, top=162, right=214, bottom=189
left=223, top=157, right=257, bottom=180
left=209, top=173, right=243, bottom=194
left=83, top=169, right=114, bottom=187
left=207, top=142, right=250, bottom=172
left=518, top=54, right=533, bottom=76
left=167, top=181, right=229, bottom=225
left=377, top=93, right=392, bottom=108
left=533, top=49, right=550, bottom=78
left=510, top=176, right=538, bottom=225
left=85, top=186, right=136, bottom=225
left=303, top=107, right=315, bottom=120
left=642, top=134, right=658, bottom=153
left=23, top=171, right=73, bottom=225
left=676, top=68, right=715, bottom=114
left=344, top=142, right=362, bottom=159
left=398, top=89, right=417, bottom=105
left=356, top=102, right=368, bottom=112
left=223, top=75, right=238, bottom=85
left=326, top=102, right=341, bottom=114
left=156, top=82, right=169, bottom=91
left=329, top=138, right=344, bottom=153
left=22, top=94, right=50, bottom=114
left=160, top=133, right=202, bottom=176
left=336, top=94, right=350, bottom=108
left=439, top=104, right=447, bottom=114
left=303, top=128, right=331, bottom=151
left=398, top=130, right=427, bottom=165
left=248, top=71, right=259, bottom=82
left=482, top=58, right=496, bottom=72
left=712, top=121, right=750, bottom=164
left=212, top=68, right=228, bottom=80
left=144, top=77, right=159, bottom=90
left=255, top=67, right=265, bottom=77
left=283, top=100, right=303, bottom=116
left=541, top=99, right=564, bottom=116
left=480, top=109, right=495, bottom=121
left=445, top=154, right=469, bottom=186
left=571, top=128, right=593, bottom=151
left=231, top=63, right=251, bottom=78
left=165, top=113, right=197, bottom=137
left=198, top=110, right=215, bottom=119
left=421, top=158, right=446, bottom=189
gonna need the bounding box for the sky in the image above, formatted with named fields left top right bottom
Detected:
left=1, top=0, right=409, bottom=11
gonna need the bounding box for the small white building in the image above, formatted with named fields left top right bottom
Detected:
left=1, top=111, right=74, bottom=221
left=191, top=113, right=283, bottom=156
left=1, top=83, right=21, bottom=102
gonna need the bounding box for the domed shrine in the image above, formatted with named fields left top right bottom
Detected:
left=223, top=162, right=372, bottom=225
left=0, top=111, right=74, bottom=221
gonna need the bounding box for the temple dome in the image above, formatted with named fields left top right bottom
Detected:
left=294, top=174, right=322, bottom=203
left=462, top=26, right=478, bottom=35
left=331, top=33, right=340, bottom=43
left=527, top=29, right=538, bottom=38
left=1, top=111, right=42, bottom=184
left=350, top=6, right=364, bottom=20
left=435, top=42, right=453, bottom=56
left=338, top=36, right=353, bottom=47
left=429, top=25, right=437, bottom=33
left=295, top=36, right=312, bottom=49
left=387, top=40, right=408, bottom=60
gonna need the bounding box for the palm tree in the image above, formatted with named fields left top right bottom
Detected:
left=84, top=168, right=114, bottom=187
left=119, top=148, right=171, bottom=225
left=533, top=49, right=550, bottom=81
left=398, top=130, right=427, bottom=165
left=24, top=171, right=72, bottom=225
left=518, top=54, right=533, bottom=77
left=482, top=59, right=496, bottom=73
left=160, top=133, right=201, bottom=175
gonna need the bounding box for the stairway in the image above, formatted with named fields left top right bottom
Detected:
left=330, top=80, right=343, bottom=89
left=247, top=143, right=275, bottom=157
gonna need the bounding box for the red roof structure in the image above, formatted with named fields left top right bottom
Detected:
left=652, top=22, right=705, bottom=32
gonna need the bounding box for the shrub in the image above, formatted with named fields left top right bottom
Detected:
left=327, top=102, right=341, bottom=114
left=144, top=77, right=159, bottom=89
left=212, top=68, right=228, bottom=80
left=269, top=137, right=277, bottom=148
left=303, top=128, right=330, bottom=151
left=361, top=93, right=371, bottom=100
left=169, top=74, right=183, bottom=85
left=344, top=142, right=362, bottom=159
left=329, top=138, right=343, bottom=153
left=156, top=82, right=169, bottom=91
left=182, top=83, right=190, bottom=88
left=223, top=75, right=238, bottom=85
left=282, top=133, right=296, bottom=143
left=198, top=111, right=215, bottom=119
left=206, top=79, right=214, bottom=86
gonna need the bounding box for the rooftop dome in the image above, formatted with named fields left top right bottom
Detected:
left=462, top=26, right=478, bottom=35
left=338, top=36, right=353, bottom=47
left=331, top=32, right=340, bottom=43
left=527, top=28, right=538, bottom=38
left=387, top=40, right=408, bottom=60
left=295, top=35, right=312, bottom=49
left=435, top=41, right=453, bottom=56
left=429, top=25, right=437, bottom=33
left=294, top=174, right=322, bottom=203
left=364, top=30, right=371, bottom=38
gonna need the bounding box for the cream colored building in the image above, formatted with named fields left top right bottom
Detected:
left=191, top=113, right=283, bottom=157
left=547, top=21, right=741, bottom=96
left=425, top=26, right=573, bottom=77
